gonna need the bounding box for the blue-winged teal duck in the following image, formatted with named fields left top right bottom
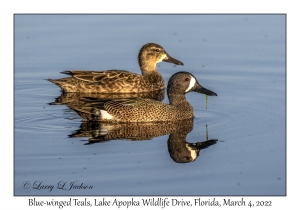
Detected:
left=47, top=43, right=183, bottom=93
left=72, top=71, right=217, bottom=122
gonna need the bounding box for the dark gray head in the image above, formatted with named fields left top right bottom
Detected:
left=138, top=43, right=184, bottom=66
left=167, top=71, right=217, bottom=96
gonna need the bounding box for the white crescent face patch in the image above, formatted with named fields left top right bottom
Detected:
left=186, top=143, right=197, bottom=161
left=185, top=76, right=196, bottom=92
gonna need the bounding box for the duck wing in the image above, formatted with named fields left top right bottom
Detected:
left=61, top=70, right=139, bottom=83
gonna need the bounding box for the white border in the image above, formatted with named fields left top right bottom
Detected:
left=4, top=0, right=297, bottom=209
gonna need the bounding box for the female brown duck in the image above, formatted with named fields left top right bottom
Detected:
left=48, top=43, right=183, bottom=93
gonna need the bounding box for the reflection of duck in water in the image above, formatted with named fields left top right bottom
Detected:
left=70, top=119, right=195, bottom=141
left=47, top=43, right=183, bottom=93
left=168, top=132, right=218, bottom=163
left=65, top=72, right=217, bottom=122
left=69, top=119, right=218, bottom=164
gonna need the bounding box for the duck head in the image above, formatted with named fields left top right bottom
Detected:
left=167, top=71, right=217, bottom=96
left=138, top=43, right=184, bottom=67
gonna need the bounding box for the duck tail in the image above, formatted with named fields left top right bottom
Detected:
left=46, top=78, right=67, bottom=90
left=46, top=78, right=60, bottom=85
left=60, top=70, right=72, bottom=75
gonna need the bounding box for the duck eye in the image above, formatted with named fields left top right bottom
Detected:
left=185, top=78, right=189, bottom=81
left=155, top=49, right=160, bottom=52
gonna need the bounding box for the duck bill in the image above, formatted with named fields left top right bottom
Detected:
left=163, top=54, right=184, bottom=65
left=194, top=84, right=217, bottom=96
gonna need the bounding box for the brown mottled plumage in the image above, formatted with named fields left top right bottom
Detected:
left=49, top=89, right=165, bottom=111
left=47, top=43, right=183, bottom=93
left=68, top=72, right=217, bottom=123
